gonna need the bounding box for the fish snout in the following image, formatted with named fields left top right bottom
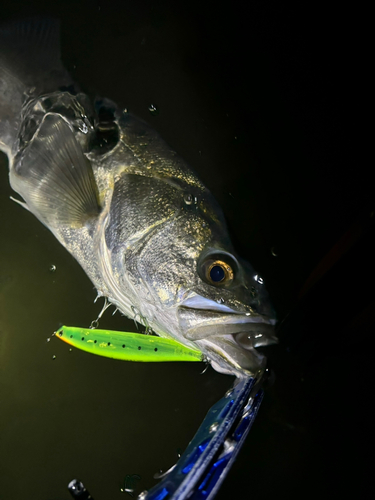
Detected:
left=177, top=306, right=277, bottom=376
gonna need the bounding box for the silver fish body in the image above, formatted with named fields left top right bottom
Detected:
left=0, top=19, right=277, bottom=377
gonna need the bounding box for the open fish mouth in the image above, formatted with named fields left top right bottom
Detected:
left=177, top=301, right=277, bottom=376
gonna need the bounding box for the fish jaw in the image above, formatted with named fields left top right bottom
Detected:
left=195, top=334, right=270, bottom=377
left=177, top=304, right=277, bottom=377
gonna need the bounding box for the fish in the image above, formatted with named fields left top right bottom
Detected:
left=0, top=18, right=277, bottom=378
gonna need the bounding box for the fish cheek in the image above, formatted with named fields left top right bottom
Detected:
left=135, top=217, right=206, bottom=307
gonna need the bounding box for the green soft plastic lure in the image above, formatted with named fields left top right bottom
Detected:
left=55, top=326, right=203, bottom=362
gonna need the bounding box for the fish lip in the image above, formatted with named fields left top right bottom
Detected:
left=177, top=304, right=277, bottom=376
left=177, top=304, right=277, bottom=341
left=195, top=335, right=269, bottom=377
left=185, top=319, right=277, bottom=342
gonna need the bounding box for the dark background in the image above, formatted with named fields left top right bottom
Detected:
left=0, top=1, right=372, bottom=499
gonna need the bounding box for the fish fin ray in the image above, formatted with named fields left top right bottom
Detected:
left=9, top=195, right=30, bottom=212
left=11, top=114, right=100, bottom=228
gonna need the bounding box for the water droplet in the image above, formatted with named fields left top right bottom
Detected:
left=49, top=264, right=56, bottom=273
left=69, top=348, right=72, bottom=352
left=79, top=122, right=88, bottom=134
left=148, top=104, right=159, bottom=115
left=184, top=193, right=194, bottom=205
left=183, top=193, right=198, bottom=206
left=52, top=355, right=56, bottom=360
left=254, top=274, right=264, bottom=284
left=46, top=338, right=50, bottom=342
left=209, top=422, right=219, bottom=433
left=271, top=247, right=278, bottom=257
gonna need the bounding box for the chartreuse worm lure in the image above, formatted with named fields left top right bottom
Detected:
left=55, top=326, right=203, bottom=362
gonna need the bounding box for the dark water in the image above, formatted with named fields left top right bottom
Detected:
left=0, top=2, right=372, bottom=499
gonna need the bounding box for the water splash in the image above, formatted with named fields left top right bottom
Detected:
left=148, top=104, right=159, bottom=116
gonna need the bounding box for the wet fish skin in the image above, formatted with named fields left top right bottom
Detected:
left=0, top=18, right=277, bottom=377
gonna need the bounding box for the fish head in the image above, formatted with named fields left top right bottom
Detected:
left=117, top=180, right=277, bottom=377
left=98, top=111, right=277, bottom=377
left=177, top=247, right=278, bottom=377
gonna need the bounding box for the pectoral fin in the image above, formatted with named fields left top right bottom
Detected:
left=11, top=113, right=100, bottom=228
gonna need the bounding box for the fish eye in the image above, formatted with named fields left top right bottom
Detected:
left=206, top=260, right=233, bottom=284
left=198, top=251, right=238, bottom=287
left=198, top=257, right=234, bottom=287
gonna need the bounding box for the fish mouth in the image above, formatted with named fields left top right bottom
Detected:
left=177, top=301, right=277, bottom=376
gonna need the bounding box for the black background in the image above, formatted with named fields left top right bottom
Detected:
left=0, top=1, right=372, bottom=499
